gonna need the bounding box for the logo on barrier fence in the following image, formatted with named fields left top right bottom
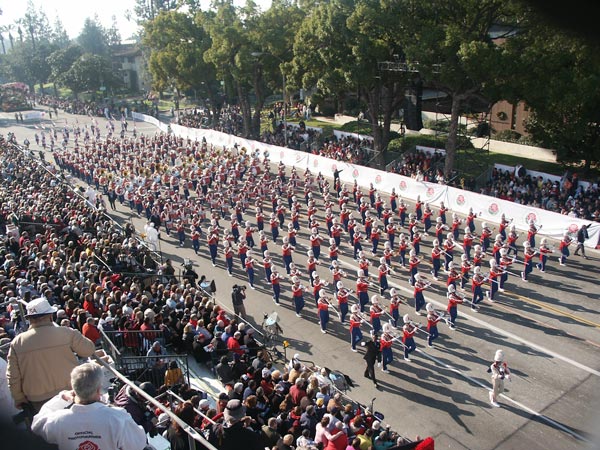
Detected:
left=488, top=203, right=500, bottom=215
left=456, top=194, right=466, bottom=206
left=279, top=151, right=285, bottom=159
left=313, top=159, right=318, bottom=167
left=331, top=164, right=337, bottom=172
left=526, top=212, right=537, bottom=224
left=295, top=154, right=302, bottom=163
left=399, top=180, right=408, bottom=191
left=568, top=223, right=579, bottom=233
left=352, top=169, right=359, bottom=178
left=426, top=187, right=434, bottom=198
left=375, top=175, right=382, bottom=184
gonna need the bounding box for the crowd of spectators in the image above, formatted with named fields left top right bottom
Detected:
left=481, top=167, right=600, bottom=220
left=0, top=134, right=432, bottom=449
left=387, top=150, right=446, bottom=183
left=36, top=94, right=159, bottom=119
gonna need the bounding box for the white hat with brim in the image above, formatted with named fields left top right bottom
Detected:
left=22, top=298, right=57, bottom=317
left=224, top=399, right=246, bottom=424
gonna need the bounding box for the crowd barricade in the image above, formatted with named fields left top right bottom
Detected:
left=92, top=354, right=217, bottom=450
left=494, top=163, right=592, bottom=190
left=130, top=112, right=599, bottom=248
left=333, top=129, right=374, bottom=142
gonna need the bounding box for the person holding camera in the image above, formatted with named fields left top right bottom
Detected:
left=231, top=285, right=248, bottom=319
left=489, top=349, right=511, bottom=407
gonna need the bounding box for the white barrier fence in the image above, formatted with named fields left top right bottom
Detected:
left=333, top=129, right=374, bottom=142
left=132, top=112, right=599, bottom=248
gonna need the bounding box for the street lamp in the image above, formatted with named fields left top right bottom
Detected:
left=251, top=51, right=287, bottom=147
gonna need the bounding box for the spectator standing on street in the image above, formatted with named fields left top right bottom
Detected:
left=573, top=224, right=590, bottom=259
left=7, top=298, right=95, bottom=413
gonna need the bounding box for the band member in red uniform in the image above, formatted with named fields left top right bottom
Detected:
left=318, top=295, right=332, bottom=333
left=389, top=288, right=402, bottom=327
left=426, top=303, right=443, bottom=347
left=307, top=251, right=319, bottom=286
left=386, top=218, right=398, bottom=248
left=310, top=227, right=324, bottom=260
left=281, top=237, right=295, bottom=274
left=330, top=219, right=344, bottom=247
left=408, top=249, right=420, bottom=286
left=423, top=203, right=434, bottom=234
left=330, top=260, right=346, bottom=292
left=460, top=254, right=472, bottom=290
left=371, top=225, right=382, bottom=255
left=473, top=244, right=484, bottom=267
left=369, top=295, right=385, bottom=335
left=350, top=304, right=364, bottom=351
left=446, top=262, right=461, bottom=289
left=287, top=223, right=298, bottom=247
left=398, top=199, right=408, bottom=227
left=223, top=240, right=234, bottom=276
left=480, top=222, right=492, bottom=254
left=356, top=272, right=370, bottom=312
left=412, top=228, right=422, bottom=256
left=312, top=273, right=328, bottom=305
left=402, top=314, right=417, bottom=361
left=397, top=233, right=409, bottom=267
left=245, top=251, right=256, bottom=289
left=431, top=239, right=442, bottom=280
left=558, top=233, right=571, bottom=266
left=486, top=259, right=502, bottom=302
left=492, top=234, right=503, bottom=265
left=335, top=281, right=352, bottom=323
left=536, top=237, right=552, bottom=272
left=263, top=250, right=273, bottom=283
left=447, top=284, right=464, bottom=329
left=466, top=207, right=477, bottom=233
left=358, top=251, right=371, bottom=277
left=377, top=257, right=393, bottom=295
left=507, top=224, right=519, bottom=257
left=270, top=213, right=279, bottom=242
left=207, top=232, right=219, bottom=266
left=498, top=214, right=511, bottom=240
left=380, top=323, right=395, bottom=373
left=471, top=266, right=485, bottom=307
left=527, top=219, right=541, bottom=248
left=443, top=233, right=456, bottom=272
left=270, top=266, right=283, bottom=304
left=434, top=217, right=448, bottom=243
left=414, top=195, right=423, bottom=221
left=291, top=276, right=308, bottom=317
left=244, top=221, right=256, bottom=248
left=521, top=241, right=535, bottom=282
left=463, top=227, right=474, bottom=260
left=413, top=273, right=429, bottom=315
left=498, top=248, right=513, bottom=291
left=438, top=201, right=449, bottom=225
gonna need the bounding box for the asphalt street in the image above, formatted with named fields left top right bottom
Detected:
left=2, top=109, right=599, bottom=450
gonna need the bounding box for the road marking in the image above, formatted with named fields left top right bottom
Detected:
left=338, top=259, right=600, bottom=378
left=503, top=290, right=600, bottom=329
left=415, top=347, right=591, bottom=443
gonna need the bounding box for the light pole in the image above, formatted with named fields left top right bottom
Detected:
left=251, top=52, right=287, bottom=147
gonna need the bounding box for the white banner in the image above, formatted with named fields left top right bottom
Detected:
left=333, top=130, right=374, bottom=142
left=132, top=113, right=599, bottom=248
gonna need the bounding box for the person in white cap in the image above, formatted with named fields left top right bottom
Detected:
left=489, top=349, right=511, bottom=407
left=7, top=298, right=96, bottom=413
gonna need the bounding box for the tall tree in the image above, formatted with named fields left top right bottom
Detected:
left=143, top=10, right=220, bottom=122
left=51, top=17, right=70, bottom=48
left=503, top=16, right=600, bottom=170
left=106, top=15, right=122, bottom=46
left=204, top=0, right=261, bottom=138
left=134, top=0, right=179, bottom=24
left=77, top=16, right=109, bottom=55
left=47, top=44, right=84, bottom=94
left=61, top=53, right=120, bottom=97
left=403, top=0, right=515, bottom=177
left=16, top=0, right=52, bottom=48
left=292, top=0, right=408, bottom=166
left=247, top=0, right=305, bottom=137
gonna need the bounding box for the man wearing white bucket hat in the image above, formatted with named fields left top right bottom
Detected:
left=489, top=349, right=512, bottom=407
left=7, top=298, right=96, bottom=413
